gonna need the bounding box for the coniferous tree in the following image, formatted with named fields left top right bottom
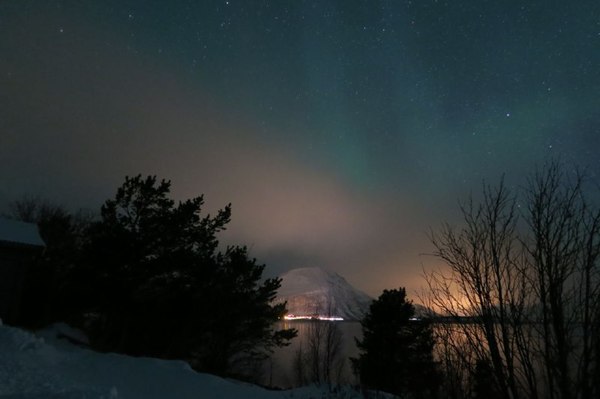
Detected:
left=352, top=288, right=440, bottom=398
left=78, top=175, right=295, bottom=378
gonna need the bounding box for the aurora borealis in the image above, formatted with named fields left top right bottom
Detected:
left=1, top=1, right=599, bottom=296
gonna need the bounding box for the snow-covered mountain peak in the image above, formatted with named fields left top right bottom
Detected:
left=276, top=267, right=372, bottom=321
left=278, top=267, right=347, bottom=295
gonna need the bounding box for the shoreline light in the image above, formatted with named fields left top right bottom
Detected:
left=284, top=314, right=344, bottom=321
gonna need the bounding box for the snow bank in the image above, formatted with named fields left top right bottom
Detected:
left=0, top=323, right=365, bottom=398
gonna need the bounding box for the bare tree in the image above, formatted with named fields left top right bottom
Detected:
left=424, top=161, right=600, bottom=399
left=293, top=342, right=307, bottom=386
left=5, top=195, right=41, bottom=222
left=523, top=164, right=600, bottom=399
left=292, top=298, right=345, bottom=388
left=425, top=179, right=534, bottom=399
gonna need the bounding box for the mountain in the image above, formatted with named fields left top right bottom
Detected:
left=413, top=303, right=436, bottom=318
left=275, top=267, right=373, bottom=321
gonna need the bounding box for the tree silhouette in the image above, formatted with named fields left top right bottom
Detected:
left=293, top=299, right=345, bottom=388
left=79, top=175, right=296, bottom=378
left=4, top=197, right=92, bottom=328
left=424, top=161, right=600, bottom=399
left=352, top=288, right=440, bottom=398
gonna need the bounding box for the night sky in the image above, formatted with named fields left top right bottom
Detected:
left=1, top=1, right=599, bottom=296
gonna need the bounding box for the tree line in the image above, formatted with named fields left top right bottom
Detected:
left=6, top=175, right=444, bottom=397
left=8, top=175, right=296, bottom=381
left=8, top=161, right=598, bottom=399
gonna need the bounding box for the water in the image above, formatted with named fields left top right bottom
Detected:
left=266, top=320, right=595, bottom=396
left=266, top=321, right=362, bottom=388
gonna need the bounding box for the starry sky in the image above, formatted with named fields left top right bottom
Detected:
left=1, top=1, right=599, bottom=297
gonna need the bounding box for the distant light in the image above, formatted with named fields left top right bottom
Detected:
left=284, top=314, right=344, bottom=321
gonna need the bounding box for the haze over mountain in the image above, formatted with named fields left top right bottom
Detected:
left=276, top=267, right=435, bottom=321
left=275, top=267, right=373, bottom=321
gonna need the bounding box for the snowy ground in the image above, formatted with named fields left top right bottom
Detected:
left=0, top=321, right=368, bottom=399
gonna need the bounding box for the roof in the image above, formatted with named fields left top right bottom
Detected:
left=0, top=218, right=45, bottom=248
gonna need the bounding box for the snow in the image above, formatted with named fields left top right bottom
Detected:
left=0, top=218, right=45, bottom=247
left=276, top=267, right=372, bottom=321
left=0, top=322, right=366, bottom=398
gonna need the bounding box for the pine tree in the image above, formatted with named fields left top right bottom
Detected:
left=79, top=175, right=295, bottom=378
left=352, top=288, right=440, bottom=398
